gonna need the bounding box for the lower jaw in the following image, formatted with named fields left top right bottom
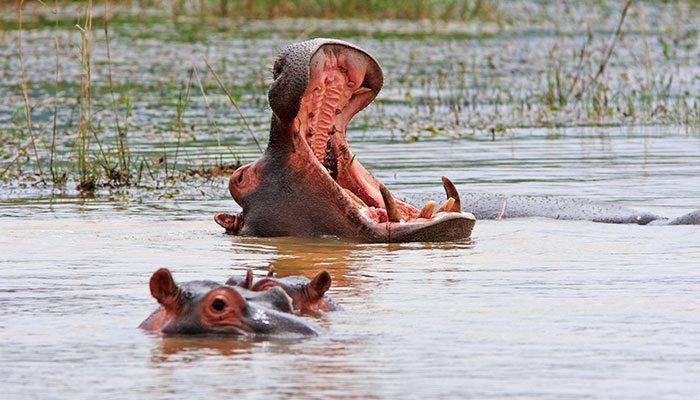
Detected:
left=356, top=210, right=476, bottom=243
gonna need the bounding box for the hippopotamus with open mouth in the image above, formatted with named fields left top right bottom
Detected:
left=140, top=268, right=319, bottom=336
left=214, top=38, right=700, bottom=239
left=214, top=38, right=475, bottom=242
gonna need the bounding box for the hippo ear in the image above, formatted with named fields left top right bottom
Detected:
left=149, top=268, right=180, bottom=311
left=308, top=271, right=332, bottom=298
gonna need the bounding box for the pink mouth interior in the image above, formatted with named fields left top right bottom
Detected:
left=292, top=45, right=458, bottom=225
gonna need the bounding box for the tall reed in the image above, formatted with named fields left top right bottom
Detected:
left=104, top=0, right=131, bottom=185
left=17, top=0, right=44, bottom=179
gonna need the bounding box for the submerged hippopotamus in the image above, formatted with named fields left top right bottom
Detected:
left=226, top=268, right=340, bottom=315
left=214, top=38, right=475, bottom=242
left=140, top=268, right=319, bottom=336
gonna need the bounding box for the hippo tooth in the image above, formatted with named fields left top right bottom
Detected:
left=436, top=197, right=455, bottom=214
left=323, top=139, right=338, bottom=180
left=441, top=176, right=461, bottom=212
left=344, top=188, right=367, bottom=208
left=418, top=201, right=436, bottom=219
left=352, top=87, right=372, bottom=95
left=379, top=184, right=400, bottom=222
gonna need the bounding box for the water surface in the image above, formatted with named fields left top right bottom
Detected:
left=2, top=130, right=699, bottom=399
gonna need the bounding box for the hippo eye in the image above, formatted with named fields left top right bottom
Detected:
left=211, top=298, right=226, bottom=312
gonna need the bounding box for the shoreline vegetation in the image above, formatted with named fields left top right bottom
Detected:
left=0, top=0, right=698, bottom=195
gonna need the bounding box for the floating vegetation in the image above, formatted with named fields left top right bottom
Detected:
left=187, top=162, right=243, bottom=178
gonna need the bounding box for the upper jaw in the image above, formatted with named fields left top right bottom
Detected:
left=268, top=38, right=383, bottom=126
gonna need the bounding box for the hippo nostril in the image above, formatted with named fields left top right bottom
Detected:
left=273, top=58, right=284, bottom=78
left=212, top=298, right=226, bottom=312
left=237, top=171, right=244, bottom=184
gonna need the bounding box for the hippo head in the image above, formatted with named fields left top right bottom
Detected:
left=215, top=38, right=475, bottom=242
left=227, top=269, right=339, bottom=315
left=139, top=268, right=318, bottom=336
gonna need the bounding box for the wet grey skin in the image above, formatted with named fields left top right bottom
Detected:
left=409, top=193, right=700, bottom=225
left=226, top=270, right=342, bottom=313
left=235, top=285, right=295, bottom=314
left=140, top=279, right=319, bottom=337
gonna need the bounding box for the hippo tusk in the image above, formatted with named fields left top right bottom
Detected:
left=379, top=184, right=400, bottom=222
left=441, top=176, right=461, bottom=212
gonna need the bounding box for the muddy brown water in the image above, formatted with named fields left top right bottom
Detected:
left=2, top=127, right=700, bottom=399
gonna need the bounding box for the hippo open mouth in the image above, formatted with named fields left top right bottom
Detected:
left=214, top=39, right=475, bottom=242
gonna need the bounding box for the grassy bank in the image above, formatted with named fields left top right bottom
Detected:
left=2, top=0, right=505, bottom=24
left=0, top=0, right=698, bottom=194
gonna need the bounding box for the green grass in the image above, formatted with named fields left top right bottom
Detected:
left=1, top=0, right=506, bottom=22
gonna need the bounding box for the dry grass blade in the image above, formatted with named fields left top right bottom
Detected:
left=191, top=64, right=240, bottom=165
left=17, top=0, right=44, bottom=178
left=173, top=68, right=194, bottom=178
left=192, top=64, right=223, bottom=144
left=590, top=0, right=633, bottom=86
left=204, top=57, right=263, bottom=153
left=104, top=0, right=129, bottom=178
left=50, top=0, right=61, bottom=183
left=0, top=153, right=22, bottom=180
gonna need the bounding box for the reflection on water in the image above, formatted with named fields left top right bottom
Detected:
left=236, top=236, right=357, bottom=278
left=153, top=336, right=258, bottom=360
left=152, top=335, right=308, bottom=361
left=1, top=133, right=699, bottom=399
